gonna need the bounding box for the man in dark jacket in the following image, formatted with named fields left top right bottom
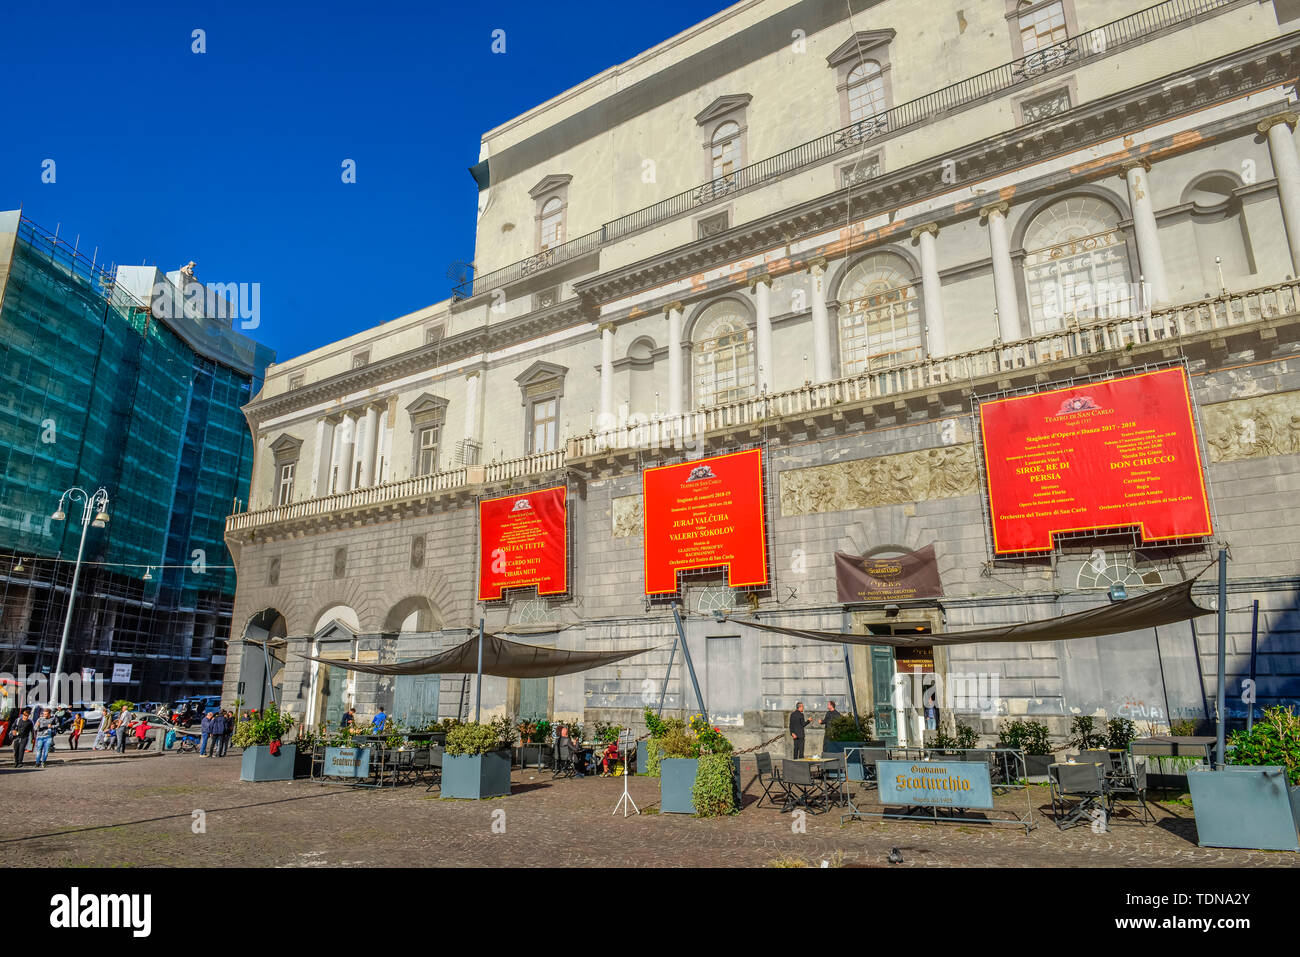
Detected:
left=209, top=711, right=228, bottom=757
left=199, top=712, right=214, bottom=757
left=789, top=702, right=809, bottom=759
left=819, top=701, right=847, bottom=736
left=10, top=709, right=33, bottom=767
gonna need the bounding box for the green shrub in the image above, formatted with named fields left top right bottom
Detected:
left=1170, top=718, right=1198, bottom=736
left=956, top=721, right=979, bottom=750
left=594, top=721, right=622, bottom=744
left=489, top=714, right=518, bottom=749
left=1068, top=715, right=1106, bottom=751
left=644, top=737, right=664, bottom=778
left=1228, top=705, right=1300, bottom=785
left=230, top=702, right=296, bottom=748
left=109, top=700, right=136, bottom=715
left=825, top=713, right=871, bottom=742
left=445, top=722, right=505, bottom=756
left=998, top=719, right=1052, bottom=755
left=658, top=727, right=698, bottom=758
left=1106, top=717, right=1136, bottom=750
left=691, top=753, right=738, bottom=817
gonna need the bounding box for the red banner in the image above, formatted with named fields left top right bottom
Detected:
left=477, top=486, right=568, bottom=600
left=980, top=368, right=1212, bottom=554
left=642, top=449, right=769, bottom=594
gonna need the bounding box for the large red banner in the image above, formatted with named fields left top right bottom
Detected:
left=477, top=485, right=568, bottom=600
left=980, top=368, right=1212, bottom=554
left=642, top=448, right=769, bottom=594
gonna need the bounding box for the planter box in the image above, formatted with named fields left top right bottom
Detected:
left=637, top=740, right=648, bottom=775
left=822, top=740, right=868, bottom=780
left=660, top=758, right=698, bottom=814
left=441, top=751, right=512, bottom=800
left=1188, top=765, right=1300, bottom=851
left=240, top=744, right=296, bottom=782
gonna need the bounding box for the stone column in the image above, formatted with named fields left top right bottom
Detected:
left=375, top=408, right=389, bottom=483
left=752, top=274, right=773, bottom=393
left=1122, top=159, right=1170, bottom=307
left=1259, top=113, right=1300, bottom=276
left=808, top=259, right=833, bottom=382
left=310, top=418, right=328, bottom=497
left=326, top=417, right=344, bottom=494
left=338, top=413, right=355, bottom=493
left=981, top=201, right=1022, bottom=342
left=911, top=223, right=948, bottom=357
left=665, top=302, right=684, bottom=416
left=598, top=322, right=616, bottom=429
left=359, top=404, right=380, bottom=487
left=463, top=371, right=482, bottom=462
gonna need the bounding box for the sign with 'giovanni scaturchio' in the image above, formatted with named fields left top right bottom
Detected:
left=876, top=759, right=994, bottom=809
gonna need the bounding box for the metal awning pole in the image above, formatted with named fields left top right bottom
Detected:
left=672, top=604, right=706, bottom=717
left=657, top=632, right=678, bottom=717
left=1247, top=599, right=1259, bottom=732
left=475, top=618, right=484, bottom=724
left=1215, top=549, right=1228, bottom=768
left=841, top=643, right=862, bottom=732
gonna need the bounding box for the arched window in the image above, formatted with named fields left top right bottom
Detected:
left=692, top=301, right=754, bottom=407
left=847, top=61, right=886, bottom=123
left=1022, top=196, right=1132, bottom=333
left=711, top=121, right=741, bottom=181
left=837, top=253, right=922, bottom=375
left=539, top=197, right=564, bottom=249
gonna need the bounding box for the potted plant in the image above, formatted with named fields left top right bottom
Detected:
left=1068, top=715, right=1107, bottom=752
left=234, top=703, right=298, bottom=782
left=1187, top=706, right=1300, bottom=851
left=641, top=709, right=684, bottom=777
left=998, top=719, right=1054, bottom=780
left=660, top=715, right=739, bottom=816
left=821, top=713, right=874, bottom=780
left=441, top=720, right=514, bottom=799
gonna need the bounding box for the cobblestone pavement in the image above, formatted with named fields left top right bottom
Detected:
left=0, top=746, right=1293, bottom=867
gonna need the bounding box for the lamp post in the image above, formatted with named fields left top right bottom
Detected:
left=50, top=487, right=110, bottom=704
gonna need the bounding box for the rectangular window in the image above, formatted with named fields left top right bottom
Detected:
left=1019, top=1, right=1068, bottom=54
left=697, top=211, right=730, bottom=240
left=330, top=465, right=339, bottom=494
left=531, top=397, right=559, bottom=453
left=417, top=425, right=439, bottom=476
left=277, top=463, right=295, bottom=506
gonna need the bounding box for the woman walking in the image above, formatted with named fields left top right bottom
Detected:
left=69, top=713, right=85, bottom=750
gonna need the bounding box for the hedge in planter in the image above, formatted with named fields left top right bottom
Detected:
left=657, top=715, right=737, bottom=816
left=234, top=703, right=298, bottom=782
left=441, top=721, right=513, bottom=799
left=822, top=714, right=874, bottom=780
left=997, top=719, right=1054, bottom=779
left=641, top=709, right=685, bottom=778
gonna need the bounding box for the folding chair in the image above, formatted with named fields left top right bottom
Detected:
left=552, top=738, right=577, bottom=779
left=753, top=752, right=787, bottom=808
left=781, top=759, right=825, bottom=814
left=1106, top=754, right=1155, bottom=825
left=859, top=747, right=889, bottom=787
left=1049, top=762, right=1108, bottom=830
left=819, top=755, right=849, bottom=808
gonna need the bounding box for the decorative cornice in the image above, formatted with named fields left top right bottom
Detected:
left=528, top=173, right=573, bottom=198
left=826, top=29, right=896, bottom=67
left=1119, top=158, right=1153, bottom=174
left=979, top=200, right=1010, bottom=219
left=1256, top=111, right=1298, bottom=133
left=909, top=222, right=939, bottom=240
left=695, top=93, right=752, bottom=126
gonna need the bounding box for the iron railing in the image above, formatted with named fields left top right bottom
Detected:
left=227, top=276, right=1297, bottom=533
left=455, top=0, right=1239, bottom=298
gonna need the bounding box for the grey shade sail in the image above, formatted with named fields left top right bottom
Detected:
left=297, top=631, right=657, bottom=678
left=730, top=577, right=1213, bottom=649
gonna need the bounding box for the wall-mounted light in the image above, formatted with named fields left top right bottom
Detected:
left=884, top=603, right=901, bottom=618
left=1108, top=583, right=1127, bottom=602
left=142, top=566, right=154, bottom=581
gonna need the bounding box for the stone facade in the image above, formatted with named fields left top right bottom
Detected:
left=223, top=0, right=1300, bottom=750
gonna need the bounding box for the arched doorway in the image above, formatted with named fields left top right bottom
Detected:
left=238, top=608, right=287, bottom=712
left=384, top=596, right=443, bottom=727
left=307, top=610, right=359, bottom=730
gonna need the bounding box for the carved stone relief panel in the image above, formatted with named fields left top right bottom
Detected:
left=612, top=495, right=644, bottom=538
left=780, top=443, right=977, bottom=516
left=1201, top=391, right=1300, bottom=462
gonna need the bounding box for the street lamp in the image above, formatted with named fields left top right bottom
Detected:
left=49, top=487, right=110, bottom=704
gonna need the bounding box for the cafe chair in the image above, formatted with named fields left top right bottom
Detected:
left=753, top=752, right=787, bottom=808
left=1049, top=761, right=1108, bottom=830
left=423, top=745, right=443, bottom=792
left=781, top=759, right=825, bottom=814
left=820, top=754, right=849, bottom=808
left=1106, top=755, right=1155, bottom=825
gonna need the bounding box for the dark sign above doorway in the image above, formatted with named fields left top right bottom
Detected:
left=835, top=544, right=942, bottom=603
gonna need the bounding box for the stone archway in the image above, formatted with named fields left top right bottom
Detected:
left=384, top=596, right=443, bottom=634
left=239, top=608, right=287, bottom=712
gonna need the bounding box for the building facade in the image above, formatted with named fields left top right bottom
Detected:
left=0, top=211, right=274, bottom=704
left=225, top=0, right=1300, bottom=748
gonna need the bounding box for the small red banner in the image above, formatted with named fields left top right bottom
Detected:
left=477, top=485, right=568, bottom=600
left=642, top=448, right=769, bottom=594
left=980, top=368, right=1213, bottom=554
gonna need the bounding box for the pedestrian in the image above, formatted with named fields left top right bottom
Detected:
left=27, top=702, right=42, bottom=752
left=69, top=713, right=85, bottom=750
left=33, top=709, right=58, bottom=767
left=819, top=700, right=846, bottom=736
left=789, top=701, right=809, bottom=759
left=199, top=711, right=213, bottom=757
left=10, top=709, right=33, bottom=768
left=219, top=710, right=233, bottom=757
left=341, top=707, right=356, bottom=729
left=92, top=707, right=111, bottom=749
left=115, top=717, right=130, bottom=754
left=209, top=710, right=227, bottom=757
left=134, top=718, right=151, bottom=750
left=372, top=707, right=387, bottom=734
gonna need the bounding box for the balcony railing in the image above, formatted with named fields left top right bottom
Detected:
left=227, top=277, right=1297, bottom=534
left=455, top=0, right=1239, bottom=298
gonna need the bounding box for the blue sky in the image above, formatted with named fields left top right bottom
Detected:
left=1, top=0, right=725, bottom=360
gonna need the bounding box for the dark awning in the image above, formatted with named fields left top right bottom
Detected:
left=298, top=631, right=656, bottom=678
left=730, top=577, right=1213, bottom=649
